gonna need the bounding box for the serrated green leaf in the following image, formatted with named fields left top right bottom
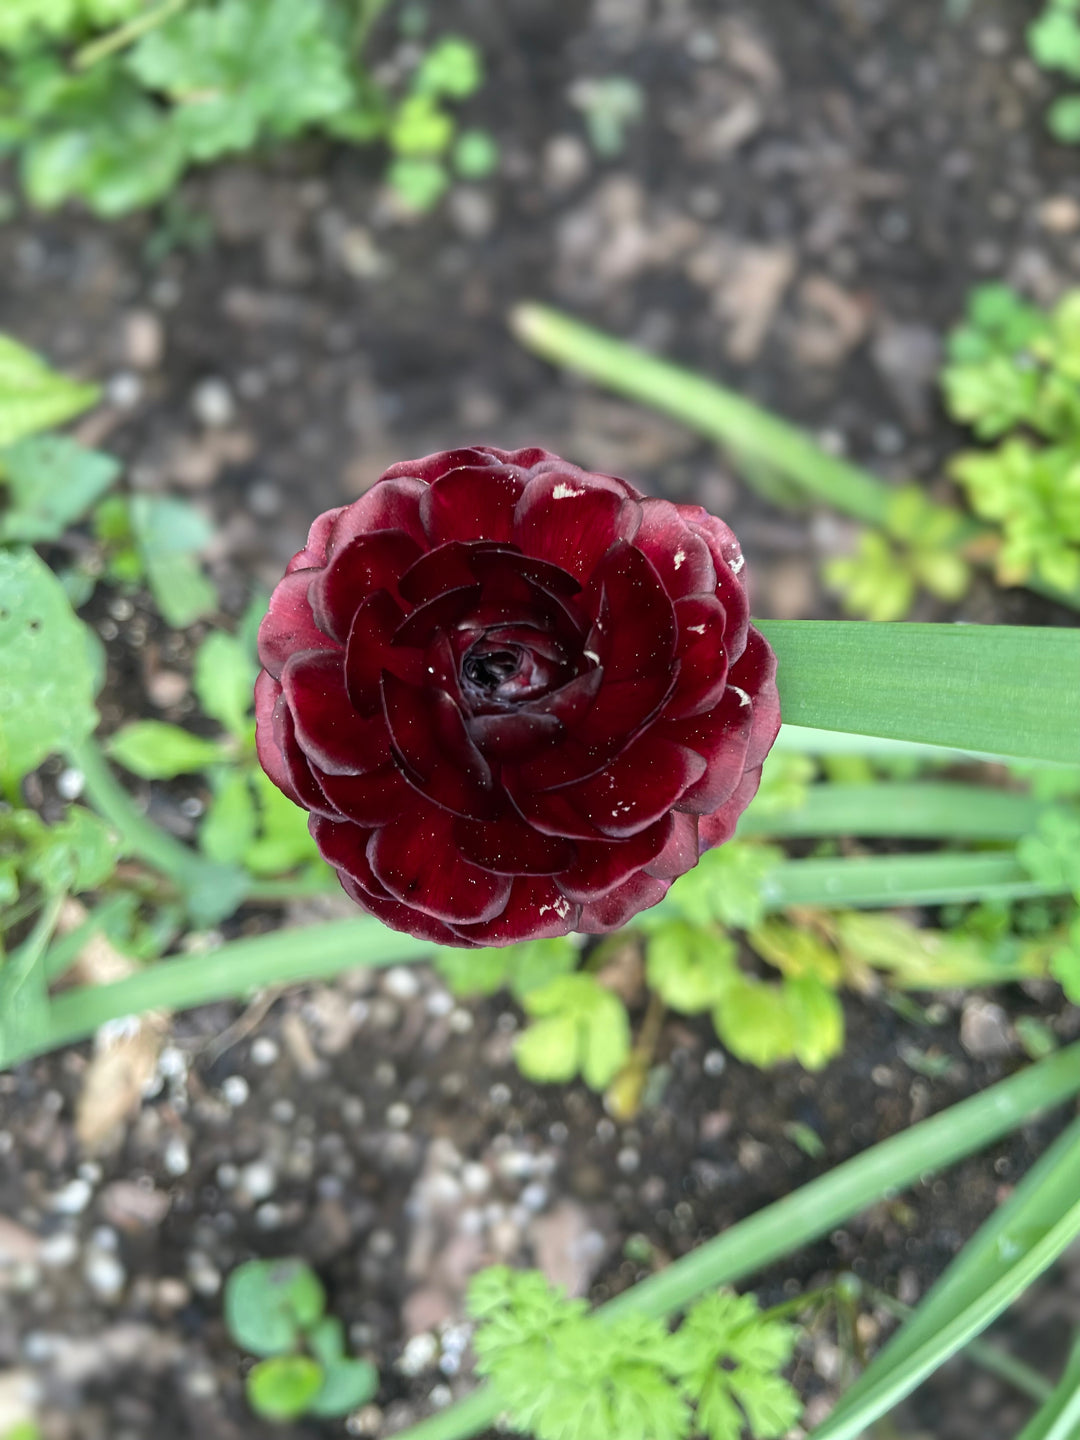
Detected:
left=729, top=1367, right=802, bottom=1438
left=517, top=973, right=631, bottom=1091
left=128, top=0, right=357, bottom=161
left=0, top=434, right=119, bottom=543
left=0, top=335, right=99, bottom=448
left=0, top=547, right=98, bottom=786
left=515, top=1010, right=581, bottom=1084
left=748, top=918, right=843, bottom=985
left=247, top=1356, right=324, bottom=1421
left=666, top=842, right=783, bottom=931
left=106, top=721, right=226, bottom=779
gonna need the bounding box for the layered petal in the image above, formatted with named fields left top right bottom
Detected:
left=368, top=804, right=512, bottom=924
left=282, top=649, right=391, bottom=776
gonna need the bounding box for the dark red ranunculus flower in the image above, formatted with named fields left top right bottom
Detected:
left=255, top=447, right=780, bottom=946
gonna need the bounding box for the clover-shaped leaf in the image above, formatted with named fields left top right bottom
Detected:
left=516, top=973, right=630, bottom=1090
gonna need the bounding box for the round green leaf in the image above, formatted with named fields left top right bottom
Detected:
left=225, top=1259, right=326, bottom=1357
left=309, top=1358, right=379, bottom=1417
left=105, top=721, right=226, bottom=779
left=0, top=548, right=98, bottom=786
left=246, top=1356, right=324, bottom=1421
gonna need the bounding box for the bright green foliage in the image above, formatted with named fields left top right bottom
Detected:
left=943, top=286, right=1080, bottom=592
left=247, top=1357, right=325, bottom=1421
left=744, top=752, right=815, bottom=816
left=1018, top=811, right=1080, bottom=897
left=667, top=1292, right=801, bottom=1439
left=0, top=436, right=119, bottom=544
left=516, top=972, right=631, bottom=1089
left=92, top=493, right=218, bottom=625
left=0, top=806, right=117, bottom=903
left=435, top=936, right=579, bottom=1001
left=951, top=441, right=1080, bottom=592
left=0, top=0, right=142, bottom=52
left=663, top=842, right=783, bottom=931
left=224, top=1259, right=377, bottom=1421
left=105, top=720, right=227, bottom=779
left=0, top=4, right=489, bottom=218
left=0, top=334, right=99, bottom=449
left=193, top=632, right=257, bottom=741
left=453, top=127, right=500, bottom=179
left=0, top=548, right=98, bottom=787
left=825, top=487, right=972, bottom=622
left=468, top=1267, right=800, bottom=1440
left=226, top=1259, right=326, bottom=1356
left=127, top=0, right=356, bottom=161
left=646, top=924, right=737, bottom=1013
left=1029, top=0, right=1080, bottom=139
left=1051, top=915, right=1080, bottom=1000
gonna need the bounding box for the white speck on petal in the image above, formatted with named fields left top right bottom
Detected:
left=552, top=483, right=583, bottom=499
left=687, top=624, right=707, bottom=635
left=728, top=552, right=746, bottom=574
left=733, top=686, right=751, bottom=706
left=583, top=649, right=601, bottom=664
left=673, top=550, right=686, bottom=570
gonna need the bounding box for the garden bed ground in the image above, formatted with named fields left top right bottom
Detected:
left=2, top=1, right=1079, bottom=1437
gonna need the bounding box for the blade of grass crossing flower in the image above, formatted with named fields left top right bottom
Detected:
left=810, top=1115, right=1080, bottom=1440
left=390, top=1046, right=1080, bottom=1440
left=1014, top=1333, right=1080, bottom=1440
left=740, top=783, right=1047, bottom=840
left=760, top=621, right=1080, bottom=764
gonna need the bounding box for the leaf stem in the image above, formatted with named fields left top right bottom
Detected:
left=75, top=0, right=190, bottom=69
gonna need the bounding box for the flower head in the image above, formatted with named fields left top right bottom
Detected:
left=256, top=446, right=779, bottom=945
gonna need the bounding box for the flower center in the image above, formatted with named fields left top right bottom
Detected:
left=463, top=647, right=520, bottom=691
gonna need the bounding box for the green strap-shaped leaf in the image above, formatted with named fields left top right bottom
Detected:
left=0, top=548, right=99, bottom=787
left=759, top=620, right=1080, bottom=764
left=809, top=1114, right=1080, bottom=1440
left=0, top=335, right=99, bottom=448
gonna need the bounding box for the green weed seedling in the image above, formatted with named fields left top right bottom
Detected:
left=224, top=1258, right=378, bottom=1422
left=1028, top=0, right=1080, bottom=142
left=468, top=1267, right=801, bottom=1440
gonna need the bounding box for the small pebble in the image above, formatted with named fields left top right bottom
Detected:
left=191, top=377, right=236, bottom=428
left=383, top=966, right=421, bottom=1001
left=617, top=1147, right=641, bottom=1175
left=84, top=1248, right=126, bottom=1301
left=216, top=1164, right=239, bottom=1190
left=163, top=1136, right=190, bottom=1177
left=39, top=1232, right=79, bottom=1268
left=239, top=1161, right=277, bottom=1201
left=448, top=1008, right=474, bottom=1034
left=221, top=1075, right=250, bottom=1107
left=386, top=1102, right=412, bottom=1130
left=250, top=1036, right=279, bottom=1067
left=703, top=1049, right=727, bottom=1077
left=57, top=768, right=85, bottom=801
left=187, top=1253, right=222, bottom=1296
left=461, top=1163, right=491, bottom=1197
left=398, top=1332, right=438, bottom=1376
left=255, top=1203, right=284, bottom=1231
left=107, top=372, right=143, bottom=410
left=51, top=1179, right=93, bottom=1215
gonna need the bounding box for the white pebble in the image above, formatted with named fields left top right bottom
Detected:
left=221, top=1075, right=250, bottom=1107
left=520, top=1182, right=548, bottom=1212
left=250, top=1037, right=279, bottom=1067
left=386, top=1102, right=411, bottom=1130
left=56, top=768, right=85, bottom=800
left=163, top=1136, right=190, bottom=1176
left=383, top=966, right=421, bottom=1001
left=398, top=1332, right=438, bottom=1376
left=39, top=1232, right=79, bottom=1268
left=255, top=1203, right=284, bottom=1231
left=703, top=1049, right=727, bottom=1077
left=107, top=371, right=143, bottom=410
left=191, top=377, right=235, bottom=428
left=84, top=1249, right=126, bottom=1300
left=51, top=1179, right=93, bottom=1215
left=461, top=1163, right=491, bottom=1197
left=239, top=1161, right=277, bottom=1201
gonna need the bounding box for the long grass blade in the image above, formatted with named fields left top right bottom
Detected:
left=1015, top=1333, right=1080, bottom=1440
left=741, top=783, right=1046, bottom=840
left=765, top=851, right=1059, bottom=909
left=761, top=621, right=1080, bottom=764
left=810, top=1115, right=1080, bottom=1440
